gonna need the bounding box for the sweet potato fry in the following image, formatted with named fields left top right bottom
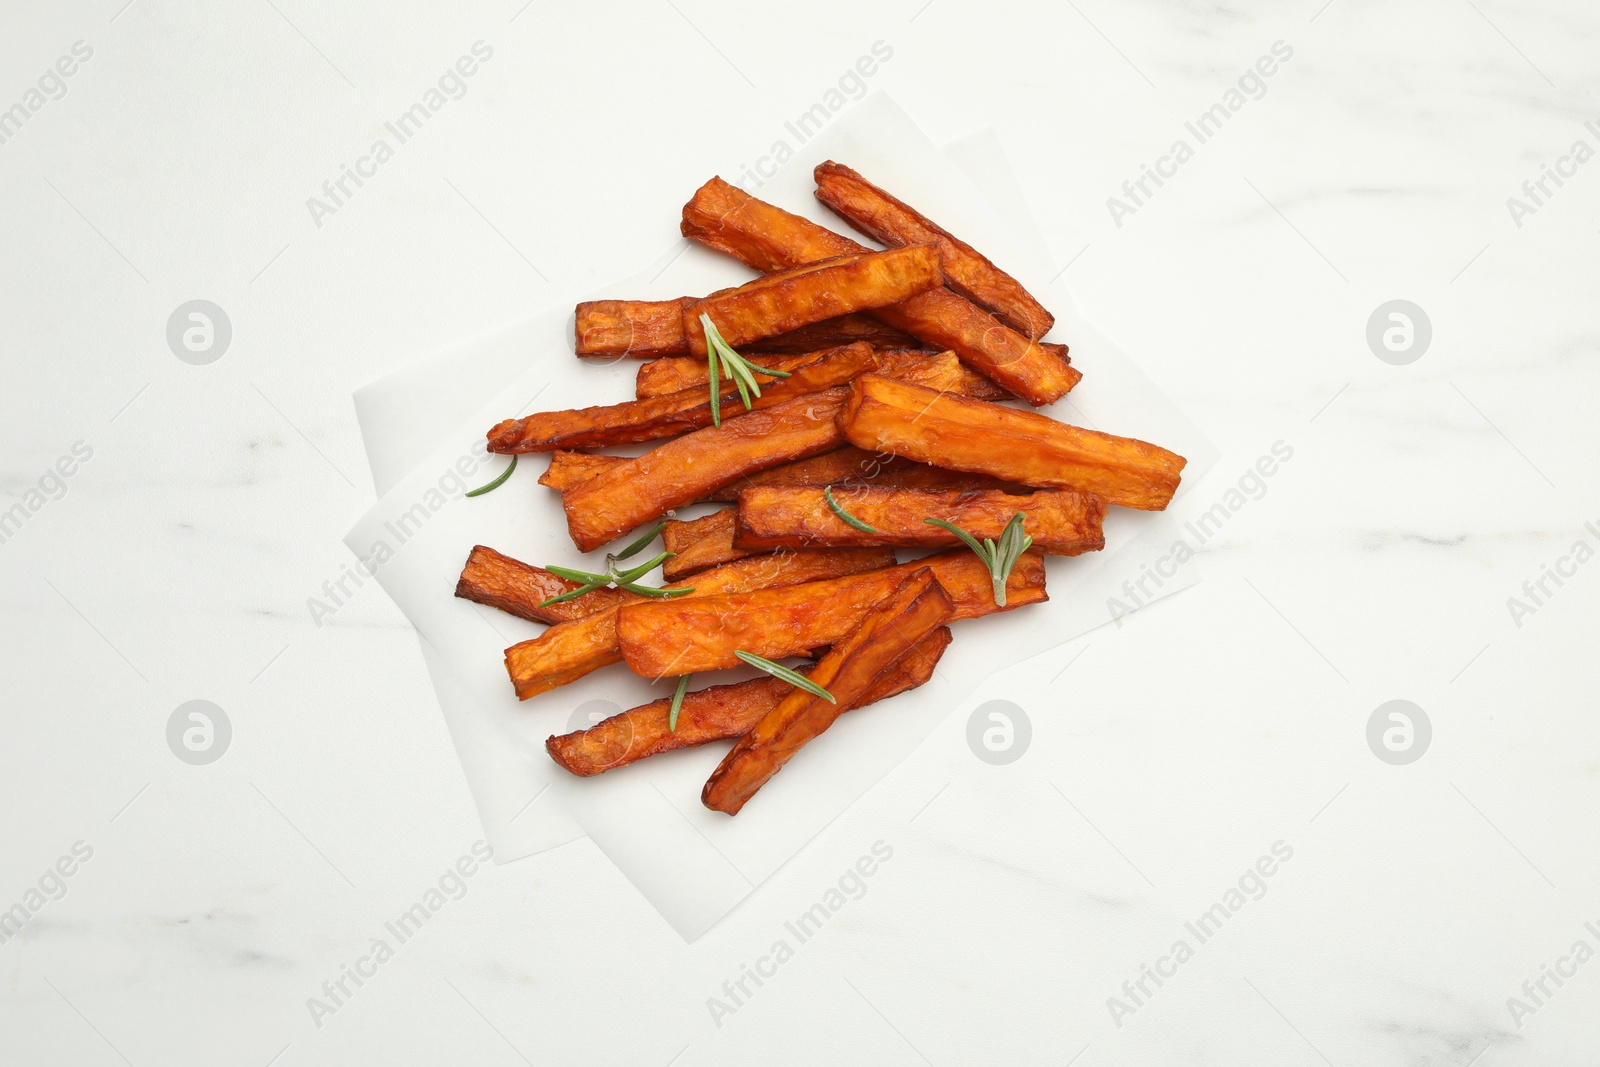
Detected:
left=661, top=508, right=755, bottom=580
left=705, top=446, right=907, bottom=500
left=635, top=347, right=1008, bottom=402
left=575, top=298, right=696, bottom=359
left=486, top=343, right=873, bottom=453
left=539, top=450, right=622, bottom=492
left=545, top=626, right=951, bottom=776
left=577, top=298, right=917, bottom=361
left=814, top=161, right=1055, bottom=340
left=560, top=388, right=850, bottom=552
left=617, top=547, right=1046, bottom=678
left=504, top=547, right=895, bottom=699
left=455, top=545, right=639, bottom=625
left=702, top=568, right=955, bottom=815
left=682, top=246, right=942, bottom=355
left=735, top=486, right=1106, bottom=554
left=842, top=375, right=1186, bottom=510
left=681, top=176, right=1080, bottom=405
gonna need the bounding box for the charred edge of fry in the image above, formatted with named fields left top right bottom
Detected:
left=455, top=545, right=639, bottom=625
left=701, top=569, right=955, bottom=814
left=731, top=486, right=1107, bottom=555
left=544, top=626, right=952, bottom=777
left=813, top=161, right=1056, bottom=340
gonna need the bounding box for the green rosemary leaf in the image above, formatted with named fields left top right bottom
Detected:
left=744, top=359, right=791, bottom=379
left=668, top=674, right=692, bottom=732
left=465, top=454, right=517, bottom=497
left=923, top=517, right=992, bottom=562
left=614, top=520, right=667, bottom=561
left=546, top=564, right=613, bottom=585
left=824, top=486, right=879, bottom=533
left=707, top=343, right=722, bottom=428
left=537, top=582, right=603, bottom=608
left=618, top=582, right=695, bottom=598
left=613, top=550, right=674, bottom=584
left=734, top=650, right=835, bottom=703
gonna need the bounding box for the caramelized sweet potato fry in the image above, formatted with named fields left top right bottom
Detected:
left=539, top=450, right=622, bottom=492
left=661, top=508, right=755, bottom=580
left=455, top=545, right=638, bottom=625
left=486, top=343, right=873, bottom=453
left=545, top=626, right=951, bottom=776
left=575, top=298, right=696, bottom=359
left=705, top=446, right=907, bottom=500
left=735, top=486, right=1106, bottom=554
left=635, top=347, right=1008, bottom=402
left=617, top=547, right=1046, bottom=678
left=504, top=547, right=895, bottom=699
left=577, top=298, right=916, bottom=361
left=560, top=388, right=850, bottom=552
left=842, top=375, right=1186, bottom=510
left=702, top=568, right=955, bottom=814
left=682, top=246, right=942, bottom=355
left=814, top=161, right=1055, bottom=340
left=681, top=176, right=1080, bottom=405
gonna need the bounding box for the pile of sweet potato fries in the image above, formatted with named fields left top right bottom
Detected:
left=455, top=163, right=1186, bottom=816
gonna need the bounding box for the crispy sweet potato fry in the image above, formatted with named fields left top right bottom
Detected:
left=504, top=547, right=895, bottom=699
left=635, top=347, right=1009, bottom=402
left=681, top=176, right=1080, bottom=405
left=682, top=246, right=942, bottom=355
left=545, top=626, right=951, bottom=776
left=455, top=545, right=639, bottom=625
left=487, top=343, right=873, bottom=453
left=706, top=446, right=907, bottom=500
left=577, top=298, right=916, bottom=360
left=702, top=568, right=955, bottom=814
left=560, top=388, right=850, bottom=552
left=661, top=508, right=755, bottom=580
left=575, top=298, right=696, bottom=359
left=617, top=547, right=1046, bottom=678
left=735, top=486, right=1106, bottom=554
left=539, top=450, right=621, bottom=492
left=842, top=375, right=1186, bottom=510
left=814, top=161, right=1055, bottom=340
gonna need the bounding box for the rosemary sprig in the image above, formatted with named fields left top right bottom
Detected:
left=537, top=547, right=694, bottom=608
left=613, top=520, right=667, bottom=561
left=734, top=650, right=835, bottom=703
left=466, top=455, right=517, bottom=497
left=824, top=486, right=878, bottom=533
left=699, top=313, right=791, bottom=428
left=924, top=512, right=1032, bottom=607
left=668, top=674, right=692, bottom=732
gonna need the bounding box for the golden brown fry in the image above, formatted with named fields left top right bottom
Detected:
left=735, top=486, right=1106, bottom=554
left=575, top=298, right=696, bottom=359
left=681, top=176, right=1080, bottom=405
left=455, top=545, right=638, bottom=625
left=504, top=547, right=895, bottom=700
left=814, top=161, right=1055, bottom=340
left=704, top=447, right=907, bottom=501
left=539, top=450, right=621, bottom=492
left=617, top=547, right=1046, bottom=678
left=560, top=388, right=850, bottom=552
left=661, top=508, right=757, bottom=580
left=545, top=626, right=951, bottom=776
left=745, top=313, right=918, bottom=354
left=635, top=347, right=1009, bottom=402
left=682, top=246, right=942, bottom=355
left=842, top=375, right=1186, bottom=510
left=701, top=568, right=955, bottom=815
left=486, top=343, right=873, bottom=453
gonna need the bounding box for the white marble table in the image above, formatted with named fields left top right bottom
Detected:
left=2, top=1, right=1597, bottom=1064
